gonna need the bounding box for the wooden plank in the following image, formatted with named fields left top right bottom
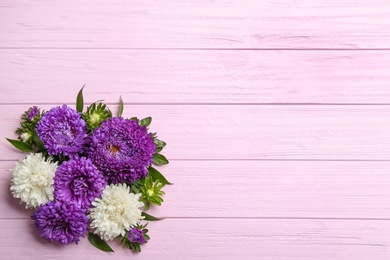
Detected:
left=2, top=50, right=390, bottom=104
left=1, top=0, right=390, bottom=49
left=2, top=160, right=390, bottom=219
left=1, top=218, right=389, bottom=259
left=2, top=105, right=390, bottom=161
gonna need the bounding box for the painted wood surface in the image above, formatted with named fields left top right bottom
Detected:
left=2, top=160, right=390, bottom=219
left=2, top=0, right=390, bottom=49
left=1, top=1, right=390, bottom=259
left=1, top=219, right=390, bottom=260
left=2, top=50, right=390, bottom=104
left=3, top=105, right=390, bottom=160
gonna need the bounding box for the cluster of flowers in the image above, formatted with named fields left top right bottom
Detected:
left=7, top=88, right=170, bottom=253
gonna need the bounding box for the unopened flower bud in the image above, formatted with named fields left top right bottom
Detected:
left=20, top=132, right=32, bottom=142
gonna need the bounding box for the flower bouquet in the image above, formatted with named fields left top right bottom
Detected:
left=6, top=87, right=171, bottom=253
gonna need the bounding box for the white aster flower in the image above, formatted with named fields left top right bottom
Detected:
left=88, top=183, right=144, bottom=241
left=10, top=153, right=57, bottom=208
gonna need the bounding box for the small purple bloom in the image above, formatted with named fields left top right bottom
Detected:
left=27, top=106, right=39, bottom=120
left=128, top=228, right=146, bottom=244
left=54, top=157, right=106, bottom=209
left=88, top=117, right=156, bottom=184
left=31, top=201, right=88, bottom=245
left=36, top=104, right=87, bottom=158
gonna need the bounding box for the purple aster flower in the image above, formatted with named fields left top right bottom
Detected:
left=128, top=228, right=146, bottom=244
left=88, top=117, right=156, bottom=184
left=27, top=106, right=39, bottom=120
left=31, top=201, right=88, bottom=245
left=36, top=104, right=87, bottom=158
left=54, top=157, right=106, bottom=209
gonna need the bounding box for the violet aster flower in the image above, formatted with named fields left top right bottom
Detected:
left=54, top=157, right=106, bottom=209
left=36, top=104, right=87, bottom=158
left=128, top=228, right=146, bottom=244
left=88, top=118, right=156, bottom=184
left=31, top=201, right=88, bottom=244
left=27, top=106, right=39, bottom=120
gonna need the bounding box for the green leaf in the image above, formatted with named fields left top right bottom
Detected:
left=6, top=138, right=33, bottom=152
left=142, top=212, right=163, bottom=221
left=33, top=131, right=45, bottom=152
left=130, top=179, right=144, bottom=194
left=154, top=139, right=166, bottom=149
left=153, top=154, right=169, bottom=165
left=134, top=243, right=141, bottom=253
left=88, top=232, right=114, bottom=252
left=117, top=96, right=124, bottom=117
left=148, top=166, right=172, bottom=185
left=139, top=117, right=152, bottom=127
left=129, top=117, right=138, bottom=121
left=131, top=185, right=140, bottom=194
left=76, top=85, right=85, bottom=113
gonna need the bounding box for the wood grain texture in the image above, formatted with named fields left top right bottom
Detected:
left=1, top=219, right=390, bottom=260
left=2, top=50, right=390, bottom=104
left=2, top=160, right=390, bottom=219
left=2, top=105, right=390, bottom=161
left=2, top=1, right=390, bottom=259
left=1, top=0, right=390, bottom=49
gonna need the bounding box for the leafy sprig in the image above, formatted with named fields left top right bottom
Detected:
left=131, top=177, right=165, bottom=210
left=141, top=176, right=165, bottom=210
left=119, top=223, right=150, bottom=253
left=82, top=102, right=113, bottom=130
left=8, top=106, right=46, bottom=153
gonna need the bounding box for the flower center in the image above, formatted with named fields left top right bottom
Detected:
left=110, top=145, right=119, bottom=154
left=54, top=127, right=76, bottom=146
left=130, top=232, right=141, bottom=240
left=70, top=177, right=89, bottom=195
left=147, top=188, right=154, bottom=197
left=30, top=170, right=52, bottom=187
left=90, top=113, right=100, bottom=125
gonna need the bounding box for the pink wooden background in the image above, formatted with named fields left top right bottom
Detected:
left=1, top=0, right=390, bottom=259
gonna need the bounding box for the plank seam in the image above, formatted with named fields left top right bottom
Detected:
left=4, top=217, right=390, bottom=221
left=2, top=47, right=390, bottom=51
left=4, top=103, right=390, bottom=106
left=2, top=159, right=390, bottom=162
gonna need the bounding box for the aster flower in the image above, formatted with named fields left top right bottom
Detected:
left=20, top=106, right=43, bottom=123
left=119, top=223, right=150, bottom=253
left=54, top=157, right=106, bottom=210
left=32, top=201, right=88, bottom=244
left=88, top=183, right=144, bottom=241
left=128, top=228, right=146, bottom=244
left=10, top=153, right=57, bottom=208
left=88, top=117, right=156, bottom=184
left=15, top=106, right=44, bottom=145
left=36, top=104, right=87, bottom=158
left=27, top=106, right=39, bottom=121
